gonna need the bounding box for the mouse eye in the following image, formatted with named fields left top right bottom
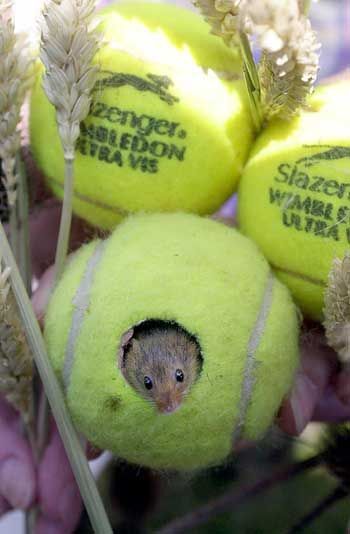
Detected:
left=175, top=369, right=184, bottom=383
left=144, top=376, right=153, bottom=390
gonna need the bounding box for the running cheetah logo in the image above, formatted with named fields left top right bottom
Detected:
left=93, top=71, right=180, bottom=106
left=297, top=145, right=350, bottom=167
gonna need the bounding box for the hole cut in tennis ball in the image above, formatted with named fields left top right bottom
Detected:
left=118, top=319, right=204, bottom=416
left=118, top=319, right=204, bottom=373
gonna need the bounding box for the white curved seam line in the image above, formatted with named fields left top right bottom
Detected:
left=63, top=240, right=107, bottom=390
left=47, top=176, right=130, bottom=216
left=232, top=270, right=275, bottom=444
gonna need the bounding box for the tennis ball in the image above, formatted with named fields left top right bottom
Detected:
left=238, top=81, right=350, bottom=321
left=44, top=213, right=299, bottom=471
left=30, top=2, right=253, bottom=230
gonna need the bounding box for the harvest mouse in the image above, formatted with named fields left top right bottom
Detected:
left=121, top=321, right=202, bottom=414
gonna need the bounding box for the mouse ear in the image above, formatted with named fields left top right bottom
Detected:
left=118, top=327, right=135, bottom=369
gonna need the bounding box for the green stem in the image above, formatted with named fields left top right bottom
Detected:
left=24, top=420, right=38, bottom=534
left=287, top=485, right=348, bottom=533
left=0, top=222, right=113, bottom=534
left=157, top=455, right=322, bottom=534
left=239, top=31, right=264, bottom=134
left=38, top=154, right=75, bottom=483
left=24, top=508, right=37, bottom=534
left=54, top=156, right=74, bottom=283
left=9, top=201, right=19, bottom=264
left=303, top=0, right=312, bottom=15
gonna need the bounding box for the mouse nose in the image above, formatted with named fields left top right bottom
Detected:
left=156, top=394, right=181, bottom=415
left=163, top=404, right=178, bottom=414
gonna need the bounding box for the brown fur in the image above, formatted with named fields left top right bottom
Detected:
left=123, top=326, right=201, bottom=414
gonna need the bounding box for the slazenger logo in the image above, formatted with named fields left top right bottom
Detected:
left=93, top=71, right=180, bottom=106
left=298, top=145, right=350, bottom=168
left=269, top=143, right=350, bottom=244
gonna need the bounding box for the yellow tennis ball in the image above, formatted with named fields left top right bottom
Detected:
left=30, top=2, right=253, bottom=230
left=44, top=212, right=299, bottom=471
left=238, top=81, right=350, bottom=321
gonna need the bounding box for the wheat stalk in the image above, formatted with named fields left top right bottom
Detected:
left=40, top=0, right=101, bottom=282
left=0, top=253, right=33, bottom=423
left=324, top=254, right=350, bottom=364
left=0, top=222, right=113, bottom=534
left=0, top=0, right=32, bottom=236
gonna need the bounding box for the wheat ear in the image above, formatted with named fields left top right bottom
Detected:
left=324, top=254, right=350, bottom=364
left=0, top=1, right=33, bottom=257
left=194, top=0, right=320, bottom=124
left=241, top=0, right=320, bottom=120
left=40, top=0, right=101, bottom=281
left=0, top=252, right=34, bottom=429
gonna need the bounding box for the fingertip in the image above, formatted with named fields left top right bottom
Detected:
left=313, top=386, right=350, bottom=422
left=38, top=427, right=82, bottom=531
left=279, top=331, right=338, bottom=434
left=31, top=265, right=55, bottom=325
left=0, top=458, right=36, bottom=509
left=279, top=374, right=317, bottom=436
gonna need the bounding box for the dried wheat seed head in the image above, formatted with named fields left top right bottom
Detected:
left=0, top=253, right=33, bottom=422
left=324, top=253, right=350, bottom=364
left=40, top=0, right=102, bottom=159
left=0, top=1, right=33, bottom=208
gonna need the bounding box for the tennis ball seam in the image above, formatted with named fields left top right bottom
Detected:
left=271, top=264, right=326, bottom=288
left=47, top=176, right=130, bottom=217
left=63, top=240, right=108, bottom=390
left=232, top=270, right=275, bottom=443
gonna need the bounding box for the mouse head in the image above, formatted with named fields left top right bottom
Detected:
left=120, top=320, right=203, bottom=414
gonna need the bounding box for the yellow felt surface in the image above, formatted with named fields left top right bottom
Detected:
left=30, top=2, right=253, bottom=230
left=102, top=1, right=242, bottom=72
left=238, top=81, right=350, bottom=321
left=45, top=213, right=299, bottom=470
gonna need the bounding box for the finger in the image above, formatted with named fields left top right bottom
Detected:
left=278, top=328, right=337, bottom=435
left=37, top=425, right=82, bottom=534
left=31, top=265, right=55, bottom=326
left=0, top=399, right=36, bottom=509
left=313, top=386, right=350, bottom=422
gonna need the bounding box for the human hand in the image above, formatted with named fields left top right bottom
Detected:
left=0, top=187, right=97, bottom=533
left=0, top=397, right=82, bottom=534
left=279, top=322, right=350, bottom=435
